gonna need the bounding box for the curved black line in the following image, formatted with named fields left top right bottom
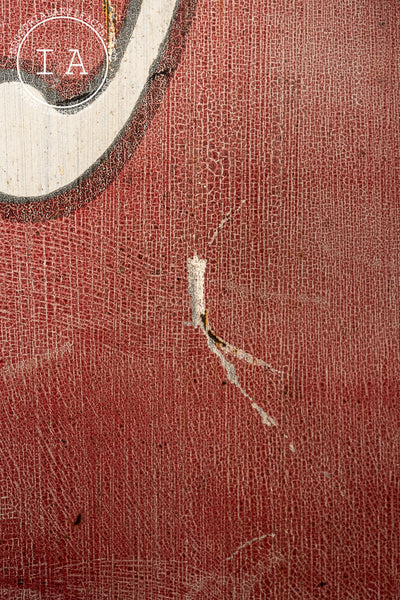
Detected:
left=0, top=0, right=143, bottom=111
left=0, top=0, right=198, bottom=219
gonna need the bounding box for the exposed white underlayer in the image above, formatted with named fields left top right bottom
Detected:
left=187, top=255, right=278, bottom=428
left=187, top=254, right=207, bottom=328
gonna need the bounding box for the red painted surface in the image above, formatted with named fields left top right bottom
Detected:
left=0, top=0, right=399, bottom=598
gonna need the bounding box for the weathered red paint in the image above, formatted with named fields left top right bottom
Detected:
left=0, top=0, right=399, bottom=598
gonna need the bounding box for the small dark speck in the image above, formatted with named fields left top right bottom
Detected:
left=222, top=381, right=227, bottom=385
left=151, top=67, right=172, bottom=80
left=17, top=579, right=24, bottom=585
left=74, top=513, right=82, bottom=525
left=318, top=582, right=327, bottom=588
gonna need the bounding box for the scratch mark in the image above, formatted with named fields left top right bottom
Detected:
left=209, top=198, right=246, bottom=245
left=226, top=534, right=269, bottom=561
left=102, top=0, right=118, bottom=63
left=251, top=403, right=277, bottom=427
left=201, top=312, right=281, bottom=375
left=187, top=255, right=278, bottom=427
left=188, top=256, right=281, bottom=375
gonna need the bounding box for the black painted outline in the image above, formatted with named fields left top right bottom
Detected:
left=0, top=0, right=198, bottom=221
left=3, top=2, right=143, bottom=110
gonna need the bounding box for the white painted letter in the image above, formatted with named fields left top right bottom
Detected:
left=66, top=49, right=87, bottom=75
left=37, top=49, right=53, bottom=75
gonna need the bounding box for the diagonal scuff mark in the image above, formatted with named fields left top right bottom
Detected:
left=209, top=198, right=246, bottom=245
left=200, top=311, right=281, bottom=375
left=252, top=402, right=278, bottom=427
left=187, top=254, right=278, bottom=428
left=226, top=534, right=271, bottom=561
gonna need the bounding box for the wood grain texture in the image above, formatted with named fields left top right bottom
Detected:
left=0, top=0, right=399, bottom=598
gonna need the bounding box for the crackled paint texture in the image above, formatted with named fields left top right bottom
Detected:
left=0, top=0, right=399, bottom=598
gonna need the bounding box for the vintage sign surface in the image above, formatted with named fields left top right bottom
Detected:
left=0, top=0, right=399, bottom=598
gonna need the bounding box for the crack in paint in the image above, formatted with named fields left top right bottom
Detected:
left=187, top=254, right=279, bottom=428
left=209, top=198, right=246, bottom=245
left=226, top=534, right=271, bottom=561
left=200, top=311, right=282, bottom=375
left=102, top=0, right=118, bottom=63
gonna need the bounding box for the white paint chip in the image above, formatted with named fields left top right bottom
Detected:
left=187, top=254, right=207, bottom=329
